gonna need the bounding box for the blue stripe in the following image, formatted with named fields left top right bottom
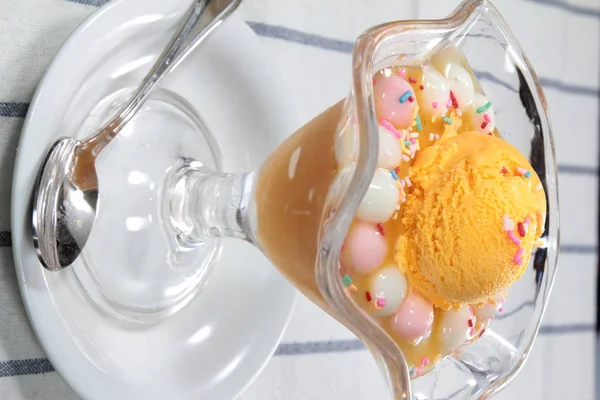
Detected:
left=0, top=102, right=28, bottom=118
left=0, top=231, right=11, bottom=248
left=538, top=323, right=595, bottom=334
left=527, top=0, right=600, bottom=18
left=247, top=21, right=354, bottom=53
left=0, top=358, right=54, bottom=378
left=476, top=70, right=600, bottom=97
left=560, top=244, right=598, bottom=254
left=473, top=71, right=517, bottom=93
left=558, top=164, right=598, bottom=176
left=65, top=0, right=108, bottom=6
left=538, top=76, right=600, bottom=97
left=275, top=339, right=365, bottom=355
left=0, top=322, right=592, bottom=377
left=495, top=300, right=534, bottom=320
left=276, top=324, right=596, bottom=357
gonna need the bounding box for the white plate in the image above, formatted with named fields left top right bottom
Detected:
left=11, top=1, right=299, bottom=399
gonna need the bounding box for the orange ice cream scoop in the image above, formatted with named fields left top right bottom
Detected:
left=396, top=132, right=546, bottom=310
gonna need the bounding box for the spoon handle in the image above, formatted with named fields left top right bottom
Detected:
left=85, top=0, right=242, bottom=155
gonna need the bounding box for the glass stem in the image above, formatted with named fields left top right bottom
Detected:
left=167, top=161, right=256, bottom=247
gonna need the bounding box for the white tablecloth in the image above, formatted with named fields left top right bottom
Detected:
left=0, top=0, right=598, bottom=399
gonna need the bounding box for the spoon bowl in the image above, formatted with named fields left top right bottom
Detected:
left=32, top=137, right=97, bottom=269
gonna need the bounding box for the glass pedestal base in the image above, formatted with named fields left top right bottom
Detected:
left=73, top=89, right=222, bottom=323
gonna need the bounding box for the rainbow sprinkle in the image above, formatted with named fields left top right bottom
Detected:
left=409, top=132, right=420, bottom=139
left=507, top=231, right=521, bottom=246
left=483, top=113, right=492, bottom=123
left=419, top=85, right=424, bottom=90
left=377, top=223, right=386, bottom=236
left=411, top=105, right=419, bottom=120
left=476, top=101, right=492, bottom=114
left=479, top=328, right=486, bottom=338
left=408, top=77, right=417, bottom=84
left=514, top=247, right=524, bottom=263
left=399, top=69, right=407, bottom=78
left=429, top=133, right=435, bottom=141
left=432, top=101, right=438, bottom=109
left=376, top=298, right=387, bottom=308
left=399, top=91, right=412, bottom=103
left=405, top=176, right=413, bottom=187
left=446, top=98, right=452, bottom=109
left=381, top=119, right=401, bottom=139
left=450, top=90, right=459, bottom=109
left=341, top=274, right=352, bottom=287
left=517, top=222, right=526, bottom=237
left=415, top=114, right=423, bottom=131
left=348, top=284, right=358, bottom=293
left=455, top=108, right=463, bottom=117
left=404, top=140, right=411, bottom=147
left=402, top=154, right=410, bottom=163
left=435, top=134, right=440, bottom=140
left=516, top=166, right=531, bottom=178
left=390, top=169, right=400, bottom=181
left=365, top=291, right=372, bottom=302
left=503, top=214, right=514, bottom=231
left=481, top=121, right=489, bottom=130
left=443, top=117, right=453, bottom=124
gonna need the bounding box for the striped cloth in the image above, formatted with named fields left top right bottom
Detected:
left=0, top=0, right=598, bottom=399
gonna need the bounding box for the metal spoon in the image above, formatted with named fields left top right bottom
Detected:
left=32, top=0, right=242, bottom=271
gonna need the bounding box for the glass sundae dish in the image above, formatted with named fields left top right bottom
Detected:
left=33, top=0, right=558, bottom=398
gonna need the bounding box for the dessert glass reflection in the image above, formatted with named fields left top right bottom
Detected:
left=47, top=0, right=558, bottom=398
